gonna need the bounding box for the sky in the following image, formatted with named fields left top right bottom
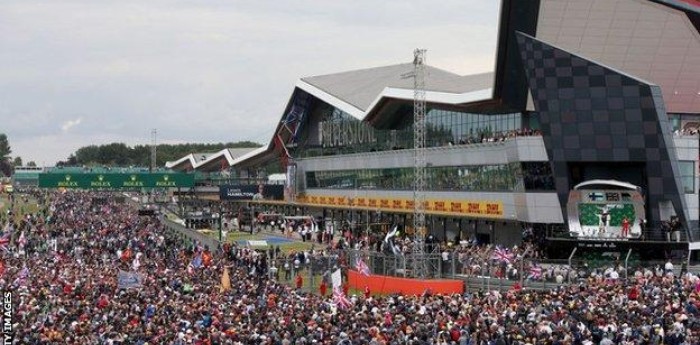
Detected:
left=0, top=0, right=500, bottom=166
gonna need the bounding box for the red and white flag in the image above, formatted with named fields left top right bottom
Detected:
left=17, top=231, right=27, bottom=249
left=492, top=247, right=514, bottom=264
left=0, top=231, right=10, bottom=251
left=132, top=253, right=142, bottom=270
left=355, top=258, right=370, bottom=276
left=528, top=265, right=542, bottom=280
left=332, top=287, right=352, bottom=309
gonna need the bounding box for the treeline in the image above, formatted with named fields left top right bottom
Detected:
left=59, top=141, right=262, bottom=167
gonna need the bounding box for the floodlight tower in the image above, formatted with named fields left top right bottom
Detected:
left=412, top=48, right=427, bottom=278
left=150, top=129, right=157, bottom=172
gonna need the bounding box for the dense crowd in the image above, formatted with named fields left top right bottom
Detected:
left=3, top=191, right=700, bottom=344
left=262, top=219, right=677, bottom=285
left=452, top=129, right=543, bottom=146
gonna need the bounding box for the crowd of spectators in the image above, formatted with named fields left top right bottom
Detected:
left=262, top=220, right=683, bottom=287
left=4, top=190, right=700, bottom=344
left=673, top=128, right=700, bottom=137
left=450, top=129, right=543, bottom=146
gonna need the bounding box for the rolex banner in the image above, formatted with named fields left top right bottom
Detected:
left=38, top=173, right=195, bottom=189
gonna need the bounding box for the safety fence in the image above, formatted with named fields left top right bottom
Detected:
left=158, top=216, right=689, bottom=293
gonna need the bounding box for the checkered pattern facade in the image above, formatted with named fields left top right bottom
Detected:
left=516, top=32, right=691, bottom=239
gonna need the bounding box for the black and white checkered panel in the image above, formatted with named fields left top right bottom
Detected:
left=516, top=32, right=691, bottom=239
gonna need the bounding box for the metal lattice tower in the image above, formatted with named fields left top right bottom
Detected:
left=150, top=129, right=157, bottom=172
left=412, top=48, right=427, bottom=278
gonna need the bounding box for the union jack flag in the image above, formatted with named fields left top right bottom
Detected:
left=0, top=234, right=9, bottom=251
left=528, top=265, right=542, bottom=280
left=355, top=258, right=370, bottom=276
left=492, top=247, right=514, bottom=264
left=332, top=287, right=352, bottom=309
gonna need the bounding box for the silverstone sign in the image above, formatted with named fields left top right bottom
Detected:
left=38, top=173, right=195, bottom=189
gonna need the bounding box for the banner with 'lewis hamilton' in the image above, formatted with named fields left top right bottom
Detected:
left=219, top=185, right=284, bottom=200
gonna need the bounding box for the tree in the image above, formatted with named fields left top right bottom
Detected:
left=0, top=134, right=11, bottom=176
left=68, top=141, right=263, bottom=167
left=12, top=156, right=22, bottom=167
left=0, top=134, right=10, bottom=159
left=27, top=161, right=36, bottom=167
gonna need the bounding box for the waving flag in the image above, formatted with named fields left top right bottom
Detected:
left=0, top=235, right=9, bottom=252
left=492, top=247, right=514, bottom=264
left=132, top=253, right=141, bottom=270
left=355, top=258, right=370, bottom=276
left=220, top=267, right=231, bottom=293
left=17, top=231, right=26, bottom=249
left=383, top=225, right=402, bottom=256
left=332, top=286, right=352, bottom=309
left=528, top=265, right=542, bottom=280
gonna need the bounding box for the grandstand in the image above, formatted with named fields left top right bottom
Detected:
left=12, top=166, right=44, bottom=187
left=162, top=0, right=700, bottom=263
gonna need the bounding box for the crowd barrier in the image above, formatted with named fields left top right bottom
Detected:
left=161, top=216, right=220, bottom=251
left=158, top=213, right=692, bottom=293
left=347, top=269, right=464, bottom=295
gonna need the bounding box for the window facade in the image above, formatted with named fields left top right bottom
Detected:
left=297, top=102, right=528, bottom=158
left=679, top=161, right=695, bottom=194
left=522, top=162, right=555, bottom=190
left=669, top=113, right=700, bottom=135
left=305, top=163, right=556, bottom=192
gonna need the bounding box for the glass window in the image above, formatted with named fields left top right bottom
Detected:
left=305, top=163, right=536, bottom=192
left=522, top=162, right=556, bottom=191
left=669, top=114, right=681, bottom=132
left=300, top=101, right=530, bottom=157
left=680, top=161, right=695, bottom=194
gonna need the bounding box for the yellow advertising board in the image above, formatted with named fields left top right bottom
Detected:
left=296, top=195, right=503, bottom=218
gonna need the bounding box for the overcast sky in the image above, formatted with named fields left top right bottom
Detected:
left=0, top=0, right=500, bottom=166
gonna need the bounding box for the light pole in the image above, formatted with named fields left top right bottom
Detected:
left=216, top=204, right=224, bottom=244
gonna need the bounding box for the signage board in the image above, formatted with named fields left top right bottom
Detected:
left=118, top=271, right=144, bottom=289
left=219, top=184, right=284, bottom=200
left=38, top=173, right=195, bottom=189
left=295, top=195, right=504, bottom=218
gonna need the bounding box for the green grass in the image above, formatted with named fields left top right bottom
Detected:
left=0, top=193, right=40, bottom=224
left=210, top=229, right=317, bottom=253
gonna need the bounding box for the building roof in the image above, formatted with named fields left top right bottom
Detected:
left=166, top=147, right=261, bottom=171
left=165, top=152, right=216, bottom=170
left=302, top=63, right=493, bottom=113
left=298, top=63, right=494, bottom=120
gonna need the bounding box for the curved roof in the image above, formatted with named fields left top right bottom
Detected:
left=574, top=180, right=641, bottom=191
